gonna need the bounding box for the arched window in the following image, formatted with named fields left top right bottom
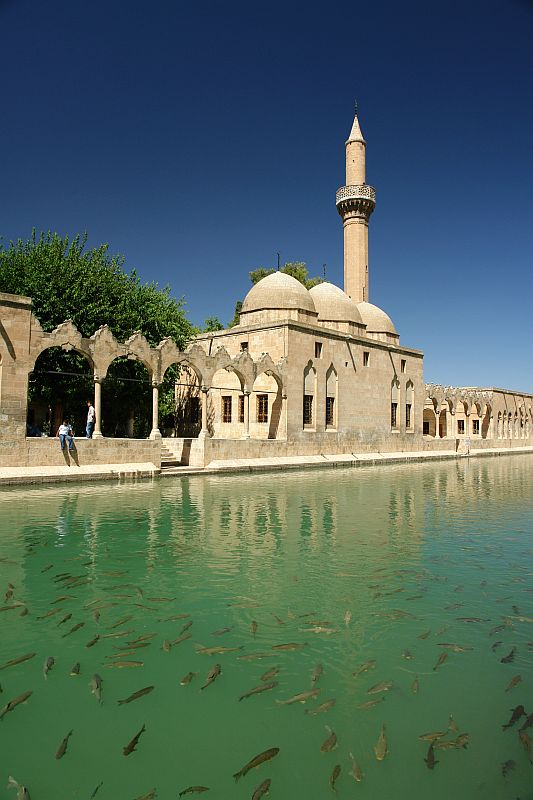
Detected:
left=303, top=364, right=316, bottom=429
left=405, top=381, right=414, bottom=431
left=325, top=365, right=337, bottom=429
left=497, top=411, right=502, bottom=439
left=391, top=378, right=400, bottom=430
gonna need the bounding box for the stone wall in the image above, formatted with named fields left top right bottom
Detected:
left=0, top=437, right=161, bottom=468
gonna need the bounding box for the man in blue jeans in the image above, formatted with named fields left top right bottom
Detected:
left=86, top=400, right=95, bottom=438
left=57, top=420, right=74, bottom=451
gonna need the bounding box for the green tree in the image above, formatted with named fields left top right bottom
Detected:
left=0, top=231, right=196, bottom=436
left=203, top=316, right=224, bottom=332
left=228, top=300, right=242, bottom=328
left=249, top=261, right=322, bottom=289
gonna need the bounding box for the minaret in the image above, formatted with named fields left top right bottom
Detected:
left=336, top=107, right=376, bottom=302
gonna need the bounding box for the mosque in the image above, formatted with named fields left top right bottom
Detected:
left=0, top=110, right=531, bottom=471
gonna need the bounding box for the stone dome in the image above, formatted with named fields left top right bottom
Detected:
left=309, top=282, right=363, bottom=325
left=241, top=271, right=317, bottom=315
left=356, top=301, right=398, bottom=335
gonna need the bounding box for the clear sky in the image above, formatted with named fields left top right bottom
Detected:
left=1, top=0, right=532, bottom=391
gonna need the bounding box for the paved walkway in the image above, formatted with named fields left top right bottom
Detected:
left=1, top=447, right=532, bottom=486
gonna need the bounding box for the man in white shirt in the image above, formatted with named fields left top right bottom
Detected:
left=56, top=421, right=74, bottom=451
left=86, top=400, right=95, bottom=438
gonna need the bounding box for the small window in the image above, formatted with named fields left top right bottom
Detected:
left=405, top=403, right=412, bottom=429
left=238, top=395, right=244, bottom=423
left=391, top=402, right=398, bottom=429
left=240, top=342, right=248, bottom=352
left=326, top=397, right=335, bottom=428
left=363, top=351, right=369, bottom=367
left=423, top=420, right=430, bottom=435
left=222, top=396, right=232, bottom=423
left=315, top=342, right=322, bottom=359
left=472, top=419, right=480, bottom=435
left=457, top=419, right=465, bottom=434
left=257, top=394, right=268, bottom=423
left=401, top=359, right=406, bottom=373
left=303, top=395, right=313, bottom=426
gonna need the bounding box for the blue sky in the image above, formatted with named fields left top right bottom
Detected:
left=1, top=0, right=532, bottom=391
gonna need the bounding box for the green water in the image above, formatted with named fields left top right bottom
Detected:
left=0, top=456, right=532, bottom=800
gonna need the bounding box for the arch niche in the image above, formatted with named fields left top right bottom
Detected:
left=252, top=371, right=282, bottom=440
left=162, top=359, right=203, bottom=438
left=102, top=355, right=152, bottom=438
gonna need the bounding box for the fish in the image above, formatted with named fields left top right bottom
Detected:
left=456, top=617, right=490, bottom=623
left=330, top=764, right=341, bottom=790
left=502, top=705, right=525, bottom=730
left=374, top=724, right=388, bottom=761
left=128, top=634, right=157, bottom=644
left=419, top=731, right=447, bottom=741
left=260, top=667, right=280, bottom=682
left=52, top=595, right=76, bottom=603
left=344, top=610, right=352, bottom=626
left=277, top=688, right=320, bottom=705
left=178, top=788, right=210, bottom=797
left=272, top=615, right=285, bottom=625
left=367, top=681, right=393, bottom=695
left=173, top=632, right=192, bottom=646
left=320, top=726, right=337, bottom=752
left=201, top=664, right=221, bottom=690
left=311, top=664, right=323, bottom=684
left=89, top=781, right=103, bottom=798
left=92, top=610, right=100, bottom=623
left=180, top=672, right=198, bottom=686
left=489, top=624, right=506, bottom=635
left=402, top=650, right=414, bottom=660
left=251, top=620, right=258, bottom=637
left=348, top=751, right=363, bottom=782
left=147, top=597, right=176, bottom=602
left=90, top=674, right=103, bottom=704
left=411, top=676, right=419, bottom=694
left=239, top=681, right=278, bottom=702
left=160, top=614, right=190, bottom=622
left=105, top=660, right=144, bottom=668
left=306, top=698, right=336, bottom=715
left=110, top=615, right=133, bottom=629
left=520, top=712, right=533, bottom=731
left=500, top=648, right=517, bottom=663
left=0, top=653, right=36, bottom=671
left=437, top=643, right=472, bottom=653
left=7, top=776, right=31, bottom=799
left=491, top=640, right=503, bottom=651
left=180, top=620, right=193, bottom=634
left=123, top=723, right=146, bottom=756
left=36, top=608, right=63, bottom=620
left=518, top=730, right=532, bottom=761
left=233, top=747, right=280, bottom=782
left=162, top=640, right=171, bottom=653
left=424, top=743, right=438, bottom=770
left=62, top=621, right=85, bottom=637
left=195, top=645, right=242, bottom=655
left=444, top=603, right=463, bottom=611
left=353, top=659, right=377, bottom=678
left=271, top=642, right=307, bottom=651
left=86, top=635, right=100, bottom=648
left=433, top=652, right=448, bottom=671
left=501, top=759, right=515, bottom=777
left=55, top=729, right=73, bottom=759
left=0, top=690, right=33, bottom=720
left=212, top=627, right=232, bottom=636
left=43, top=656, right=55, bottom=677
left=251, top=778, right=271, bottom=800
left=448, top=714, right=459, bottom=733
left=357, top=697, right=384, bottom=710
left=118, top=686, right=155, bottom=705
left=505, top=674, right=522, bottom=692
left=57, top=613, right=72, bottom=626
left=417, top=630, right=431, bottom=639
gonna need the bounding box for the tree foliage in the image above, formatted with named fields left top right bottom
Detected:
left=249, top=262, right=323, bottom=289
left=0, top=231, right=196, bottom=436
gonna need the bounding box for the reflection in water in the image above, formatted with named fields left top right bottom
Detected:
left=0, top=455, right=532, bottom=799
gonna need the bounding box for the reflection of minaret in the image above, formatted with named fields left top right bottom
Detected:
left=336, top=106, right=376, bottom=302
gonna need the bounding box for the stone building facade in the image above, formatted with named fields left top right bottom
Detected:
left=0, top=111, right=531, bottom=469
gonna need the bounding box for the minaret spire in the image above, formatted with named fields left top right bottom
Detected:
left=335, top=106, right=376, bottom=302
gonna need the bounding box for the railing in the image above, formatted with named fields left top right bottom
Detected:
left=335, top=184, right=376, bottom=205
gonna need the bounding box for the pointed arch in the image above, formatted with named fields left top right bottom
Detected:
left=325, top=364, right=338, bottom=429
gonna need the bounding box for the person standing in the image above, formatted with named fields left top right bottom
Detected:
left=86, top=399, right=95, bottom=438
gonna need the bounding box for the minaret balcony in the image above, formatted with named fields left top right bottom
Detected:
left=335, top=184, right=376, bottom=207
